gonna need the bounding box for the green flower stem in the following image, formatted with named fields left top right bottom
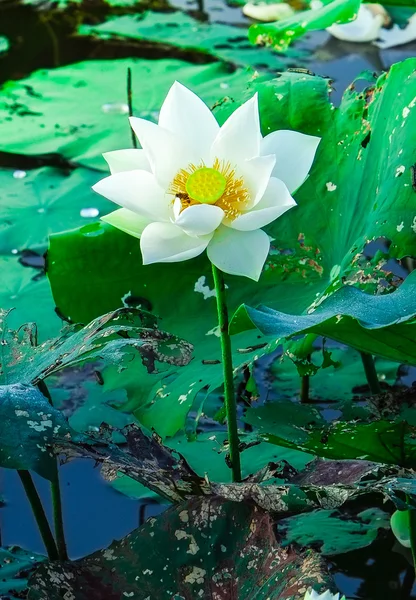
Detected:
left=17, top=470, right=59, bottom=560
left=50, top=462, right=68, bottom=561
left=211, top=264, right=242, bottom=483
left=127, top=67, right=137, bottom=149
left=37, top=380, right=68, bottom=561
left=360, top=352, right=382, bottom=395
left=300, top=354, right=311, bottom=404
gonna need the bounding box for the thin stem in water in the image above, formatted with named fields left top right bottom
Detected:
left=50, top=463, right=68, bottom=561
left=360, top=352, right=382, bottom=395
left=127, top=67, right=138, bottom=149
left=300, top=354, right=311, bottom=404
left=18, top=470, right=59, bottom=560
left=37, top=380, right=68, bottom=561
left=401, top=563, right=415, bottom=598
left=211, top=264, right=241, bottom=483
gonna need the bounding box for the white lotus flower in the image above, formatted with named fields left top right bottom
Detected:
left=304, top=589, right=346, bottom=600
left=324, top=3, right=416, bottom=48
left=375, top=13, right=416, bottom=49
left=326, top=4, right=386, bottom=42
left=311, top=1, right=389, bottom=43
left=243, top=1, right=295, bottom=22
left=93, top=82, right=320, bottom=281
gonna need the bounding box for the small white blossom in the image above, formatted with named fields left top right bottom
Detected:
left=311, top=1, right=416, bottom=48
left=304, top=589, right=346, bottom=600
left=93, top=82, right=320, bottom=280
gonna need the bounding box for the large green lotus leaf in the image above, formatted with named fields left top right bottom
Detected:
left=0, top=59, right=258, bottom=171
left=231, top=270, right=416, bottom=364
left=210, top=69, right=333, bottom=140
left=257, top=59, right=416, bottom=312
left=277, top=507, right=390, bottom=555
left=0, top=383, right=71, bottom=479
left=0, top=546, right=45, bottom=600
left=28, top=498, right=332, bottom=600
left=78, top=12, right=305, bottom=71
left=0, top=167, right=113, bottom=254
left=244, top=401, right=416, bottom=467
left=248, top=0, right=360, bottom=51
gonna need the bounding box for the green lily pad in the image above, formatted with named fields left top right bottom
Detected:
left=0, top=166, right=114, bottom=342
left=79, top=11, right=305, bottom=70
left=47, top=222, right=279, bottom=437
left=278, top=507, right=390, bottom=555
left=0, top=59, right=259, bottom=170
left=50, top=375, right=137, bottom=437
left=255, top=59, right=416, bottom=316
left=0, top=307, right=192, bottom=392
left=0, top=546, right=45, bottom=600
left=0, top=167, right=113, bottom=254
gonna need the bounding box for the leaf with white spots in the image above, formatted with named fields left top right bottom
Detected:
left=0, top=383, right=71, bottom=479
left=27, top=498, right=333, bottom=600
left=0, top=307, right=192, bottom=387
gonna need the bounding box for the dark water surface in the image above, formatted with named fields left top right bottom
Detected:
left=1, top=0, right=416, bottom=597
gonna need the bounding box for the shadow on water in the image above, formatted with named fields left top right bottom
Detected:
left=0, top=460, right=165, bottom=559
left=1, top=0, right=416, bottom=597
